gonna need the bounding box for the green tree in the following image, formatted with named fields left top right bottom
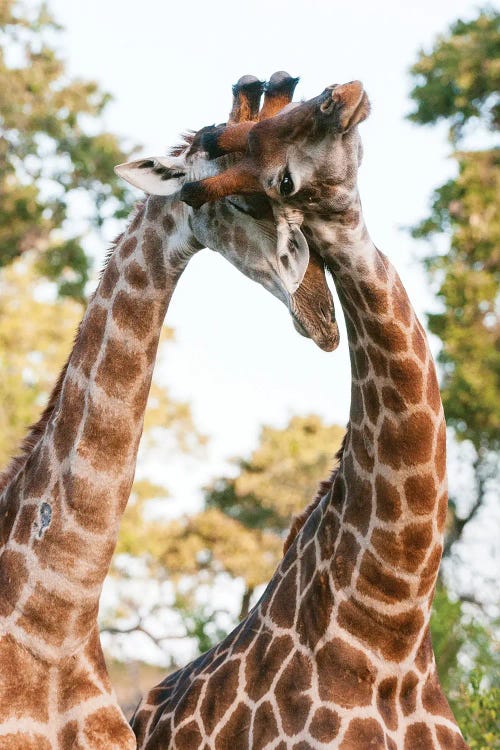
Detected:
left=431, top=586, right=499, bottom=748
left=409, top=8, right=499, bottom=740
left=408, top=7, right=499, bottom=557
left=206, top=415, right=344, bottom=534
left=0, top=0, right=134, bottom=299
left=431, top=586, right=499, bottom=695
left=204, top=415, right=344, bottom=617
left=408, top=8, right=500, bottom=143
left=0, top=252, right=82, bottom=465
left=455, top=671, right=500, bottom=750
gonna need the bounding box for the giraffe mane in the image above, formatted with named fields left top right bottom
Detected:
left=169, top=131, right=196, bottom=157
left=282, top=429, right=348, bottom=555
left=0, top=201, right=146, bottom=499
left=0, top=357, right=70, bottom=499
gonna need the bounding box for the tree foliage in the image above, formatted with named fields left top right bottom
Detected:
left=454, top=671, right=500, bottom=750
left=409, top=9, right=499, bottom=739
left=0, top=0, right=134, bottom=298
left=408, top=7, right=499, bottom=554
left=206, top=415, right=344, bottom=534
left=431, top=586, right=499, bottom=694
left=149, top=508, right=281, bottom=592
left=412, top=149, right=499, bottom=453
left=0, top=253, right=81, bottom=466
left=408, top=8, right=500, bottom=143
left=431, top=586, right=499, bottom=747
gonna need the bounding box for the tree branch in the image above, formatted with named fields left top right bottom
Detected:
left=443, top=450, right=491, bottom=558
left=100, top=620, right=187, bottom=651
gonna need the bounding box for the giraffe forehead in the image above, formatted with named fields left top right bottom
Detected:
left=286, top=145, right=322, bottom=183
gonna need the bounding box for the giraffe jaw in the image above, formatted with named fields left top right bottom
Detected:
left=290, top=250, right=340, bottom=352
left=290, top=308, right=340, bottom=352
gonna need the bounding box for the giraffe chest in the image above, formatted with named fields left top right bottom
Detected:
left=133, top=636, right=466, bottom=750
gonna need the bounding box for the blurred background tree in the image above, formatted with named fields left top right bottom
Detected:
left=0, top=0, right=135, bottom=299
left=431, top=585, right=499, bottom=748
left=408, top=4, right=499, bottom=582
left=408, top=7, right=499, bottom=746
left=0, top=252, right=81, bottom=464
left=118, top=414, right=343, bottom=618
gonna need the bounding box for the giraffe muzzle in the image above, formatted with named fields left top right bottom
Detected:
left=290, top=250, right=340, bottom=352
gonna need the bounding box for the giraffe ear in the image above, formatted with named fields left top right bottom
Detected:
left=323, top=81, right=370, bottom=132
left=114, top=157, right=186, bottom=196
left=274, top=211, right=310, bottom=294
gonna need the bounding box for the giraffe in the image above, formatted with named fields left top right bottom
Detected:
left=130, top=82, right=469, bottom=749
left=0, top=74, right=337, bottom=750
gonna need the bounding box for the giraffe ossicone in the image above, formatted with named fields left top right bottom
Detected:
left=131, top=80, right=470, bottom=750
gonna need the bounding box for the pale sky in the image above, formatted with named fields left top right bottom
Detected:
left=41, top=0, right=498, bottom=664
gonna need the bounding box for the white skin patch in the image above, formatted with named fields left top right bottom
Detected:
left=34, top=501, right=52, bottom=538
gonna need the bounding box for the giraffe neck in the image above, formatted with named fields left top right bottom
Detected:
left=0, top=196, right=197, bottom=663
left=307, top=198, right=447, bottom=659
left=129, top=200, right=466, bottom=750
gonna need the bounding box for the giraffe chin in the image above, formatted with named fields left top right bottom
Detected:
left=290, top=249, right=339, bottom=352
left=291, top=312, right=340, bottom=351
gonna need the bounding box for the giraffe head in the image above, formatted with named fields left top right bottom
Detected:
left=180, top=80, right=370, bottom=231
left=115, top=73, right=339, bottom=351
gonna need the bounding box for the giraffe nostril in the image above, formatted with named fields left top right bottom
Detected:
left=318, top=302, right=331, bottom=323
left=280, top=254, right=290, bottom=270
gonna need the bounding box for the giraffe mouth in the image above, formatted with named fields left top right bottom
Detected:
left=226, top=196, right=273, bottom=220
left=291, top=313, right=309, bottom=337
left=290, top=251, right=340, bottom=352
left=291, top=307, right=339, bottom=351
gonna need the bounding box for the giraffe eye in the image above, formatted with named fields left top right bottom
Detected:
left=280, top=170, right=294, bottom=196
